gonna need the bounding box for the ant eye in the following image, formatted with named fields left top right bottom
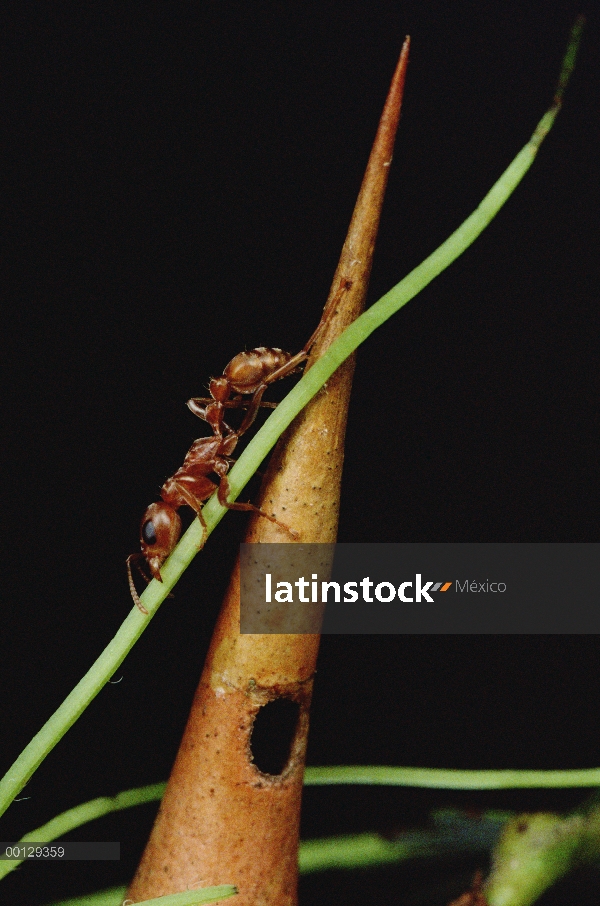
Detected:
left=142, top=520, right=157, bottom=545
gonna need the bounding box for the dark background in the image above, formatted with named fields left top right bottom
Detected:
left=1, top=1, right=598, bottom=903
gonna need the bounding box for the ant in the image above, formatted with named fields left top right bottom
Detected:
left=128, top=277, right=352, bottom=613
left=127, top=424, right=295, bottom=613
left=187, top=278, right=353, bottom=437
left=187, top=347, right=301, bottom=439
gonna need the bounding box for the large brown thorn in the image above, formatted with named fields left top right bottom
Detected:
left=126, top=37, right=411, bottom=906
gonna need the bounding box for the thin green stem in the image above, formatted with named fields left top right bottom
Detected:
left=81, top=889, right=236, bottom=906
left=45, top=891, right=128, bottom=906
left=12, top=768, right=600, bottom=904
left=0, top=18, right=582, bottom=824
left=5, top=759, right=598, bottom=884
left=0, top=610, right=158, bottom=821
left=304, top=764, right=600, bottom=789
left=125, top=890, right=237, bottom=906
left=6, top=792, right=508, bottom=895
left=0, top=783, right=166, bottom=881
left=485, top=796, right=600, bottom=906
left=39, top=809, right=498, bottom=905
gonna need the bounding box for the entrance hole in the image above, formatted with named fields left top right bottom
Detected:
left=250, top=698, right=300, bottom=775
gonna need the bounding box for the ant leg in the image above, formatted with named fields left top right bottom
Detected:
left=186, top=398, right=231, bottom=437
left=187, top=397, right=276, bottom=437
left=235, top=384, right=271, bottom=437
left=233, top=382, right=290, bottom=437
left=188, top=397, right=276, bottom=412
left=216, top=473, right=299, bottom=539
left=171, top=481, right=209, bottom=549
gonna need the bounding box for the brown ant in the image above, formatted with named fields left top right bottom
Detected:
left=187, top=278, right=353, bottom=437
left=128, top=278, right=352, bottom=612
left=127, top=426, right=295, bottom=613
left=186, top=360, right=281, bottom=438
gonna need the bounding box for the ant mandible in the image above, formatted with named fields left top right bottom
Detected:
left=127, top=425, right=295, bottom=613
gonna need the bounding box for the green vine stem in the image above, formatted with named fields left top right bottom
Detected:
left=304, top=763, right=600, bottom=789
left=33, top=802, right=600, bottom=906
left=485, top=799, right=600, bottom=906
left=39, top=798, right=600, bottom=906
left=4, top=761, right=600, bottom=885
left=9, top=776, right=600, bottom=906
left=41, top=811, right=504, bottom=905
left=1, top=782, right=505, bottom=884
left=0, top=15, right=583, bottom=826
left=89, top=889, right=236, bottom=906
left=124, top=890, right=236, bottom=906
left=0, top=783, right=167, bottom=883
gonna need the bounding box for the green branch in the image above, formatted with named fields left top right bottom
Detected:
left=12, top=769, right=600, bottom=906
left=24, top=802, right=508, bottom=904
left=0, top=783, right=167, bottom=882
left=304, top=764, right=600, bottom=789
left=43, top=889, right=238, bottom=906
left=485, top=799, right=600, bottom=906
left=0, top=17, right=583, bottom=825
left=4, top=760, right=599, bottom=885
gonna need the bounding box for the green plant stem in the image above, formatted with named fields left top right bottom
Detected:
left=299, top=809, right=506, bottom=873
left=44, top=889, right=237, bottom=906
left=304, top=764, right=600, bottom=789
left=6, top=758, right=600, bottom=884
left=128, top=890, right=237, bottom=906
left=34, top=798, right=599, bottom=906
left=0, top=610, right=158, bottom=821
left=485, top=800, right=600, bottom=906
left=0, top=783, right=166, bottom=881
left=0, top=16, right=582, bottom=825
left=15, top=777, right=600, bottom=906
left=39, top=803, right=600, bottom=906
left=45, top=890, right=127, bottom=906
left=39, top=811, right=506, bottom=905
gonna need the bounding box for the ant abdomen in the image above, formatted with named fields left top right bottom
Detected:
left=223, top=347, right=292, bottom=394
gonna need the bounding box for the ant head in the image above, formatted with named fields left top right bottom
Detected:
left=209, top=376, right=231, bottom=403
left=139, top=501, right=182, bottom=581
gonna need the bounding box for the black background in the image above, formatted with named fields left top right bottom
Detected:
left=1, top=2, right=599, bottom=904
